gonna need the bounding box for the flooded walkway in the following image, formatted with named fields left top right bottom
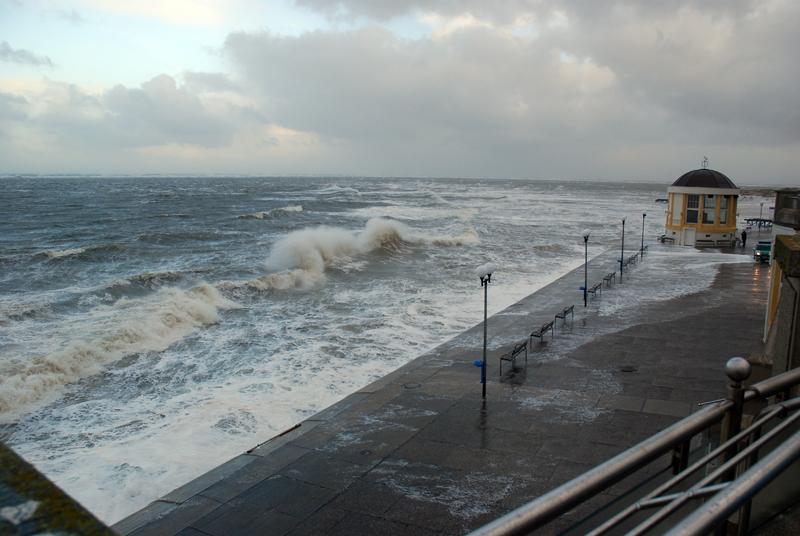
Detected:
left=115, top=246, right=768, bottom=535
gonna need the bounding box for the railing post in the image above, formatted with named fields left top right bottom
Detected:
left=720, top=357, right=751, bottom=446
left=718, top=357, right=751, bottom=536
left=671, top=439, right=691, bottom=474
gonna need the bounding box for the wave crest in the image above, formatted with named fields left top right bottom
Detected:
left=264, top=217, right=479, bottom=276
left=37, top=244, right=126, bottom=261
left=238, top=205, right=303, bottom=220
left=0, top=284, right=239, bottom=421
left=43, top=247, right=86, bottom=259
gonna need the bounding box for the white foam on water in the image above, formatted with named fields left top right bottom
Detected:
left=314, top=184, right=361, bottom=195
left=220, top=218, right=480, bottom=293
left=598, top=249, right=755, bottom=317
left=10, top=329, right=410, bottom=523
left=238, top=205, right=303, bottom=219
left=0, top=284, right=239, bottom=421
left=42, top=247, right=86, bottom=259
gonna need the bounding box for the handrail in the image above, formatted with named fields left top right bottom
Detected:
left=469, top=363, right=800, bottom=536
left=469, top=402, right=731, bottom=536
left=626, top=407, right=800, bottom=535
left=664, top=427, right=800, bottom=536
left=584, top=404, right=788, bottom=536
left=745, top=366, right=800, bottom=401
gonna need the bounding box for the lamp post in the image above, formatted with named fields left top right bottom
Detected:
left=476, top=263, right=496, bottom=400
left=620, top=217, right=626, bottom=283
left=759, top=202, right=764, bottom=229
left=582, top=229, right=590, bottom=307
left=641, top=213, right=646, bottom=255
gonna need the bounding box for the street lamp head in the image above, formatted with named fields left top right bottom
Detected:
left=622, top=217, right=626, bottom=223
left=476, top=262, right=497, bottom=284
left=582, top=229, right=591, bottom=240
left=643, top=213, right=647, bottom=218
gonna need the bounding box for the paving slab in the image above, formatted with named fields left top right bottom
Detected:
left=116, top=247, right=768, bottom=535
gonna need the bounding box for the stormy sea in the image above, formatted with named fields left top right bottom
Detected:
left=0, top=176, right=769, bottom=522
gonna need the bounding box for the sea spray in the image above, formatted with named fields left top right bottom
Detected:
left=0, top=284, right=239, bottom=421
left=266, top=218, right=479, bottom=273
left=218, top=219, right=478, bottom=293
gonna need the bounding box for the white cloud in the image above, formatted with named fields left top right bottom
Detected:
left=1, top=0, right=798, bottom=182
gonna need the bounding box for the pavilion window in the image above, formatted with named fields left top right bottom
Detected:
left=686, top=194, right=699, bottom=224
left=720, top=196, right=728, bottom=224
left=703, top=195, right=716, bottom=224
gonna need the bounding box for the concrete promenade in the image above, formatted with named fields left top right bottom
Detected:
left=115, top=246, right=769, bottom=536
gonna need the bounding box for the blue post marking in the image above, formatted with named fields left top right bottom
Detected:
left=473, top=360, right=485, bottom=384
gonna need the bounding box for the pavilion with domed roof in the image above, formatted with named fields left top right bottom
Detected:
left=664, top=159, right=740, bottom=246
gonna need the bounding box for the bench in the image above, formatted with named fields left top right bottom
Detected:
left=555, top=305, right=574, bottom=326
left=695, top=239, right=716, bottom=247
left=587, top=282, right=602, bottom=298
left=603, top=272, right=616, bottom=286
left=499, top=340, right=528, bottom=374
left=659, top=235, right=675, bottom=244
left=530, top=320, right=554, bottom=344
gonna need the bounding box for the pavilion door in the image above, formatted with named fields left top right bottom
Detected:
left=683, top=227, right=696, bottom=246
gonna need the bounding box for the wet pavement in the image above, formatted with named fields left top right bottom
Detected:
left=114, top=245, right=769, bottom=536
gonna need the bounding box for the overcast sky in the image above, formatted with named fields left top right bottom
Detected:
left=1, top=0, right=798, bottom=183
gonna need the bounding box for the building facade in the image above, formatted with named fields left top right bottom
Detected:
left=764, top=189, right=800, bottom=344
left=664, top=168, right=740, bottom=246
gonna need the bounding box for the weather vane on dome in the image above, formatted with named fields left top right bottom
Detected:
left=702, top=156, right=709, bottom=169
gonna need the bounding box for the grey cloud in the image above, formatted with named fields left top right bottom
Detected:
left=222, top=0, right=799, bottom=181
left=0, top=92, right=28, bottom=120
left=26, top=75, right=254, bottom=150
left=102, top=74, right=235, bottom=147
left=4, top=0, right=798, bottom=181
left=295, top=0, right=539, bottom=22
left=562, top=1, right=800, bottom=144
left=295, top=0, right=760, bottom=22
left=182, top=71, right=240, bottom=93
left=0, top=41, right=54, bottom=67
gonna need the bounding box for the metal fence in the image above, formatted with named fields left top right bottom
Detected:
left=470, top=359, right=800, bottom=536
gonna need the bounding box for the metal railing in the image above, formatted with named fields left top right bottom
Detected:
left=470, top=358, right=800, bottom=536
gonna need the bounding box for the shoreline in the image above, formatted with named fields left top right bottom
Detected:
left=114, top=244, right=767, bottom=535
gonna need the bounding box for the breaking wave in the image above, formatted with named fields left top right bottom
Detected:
left=267, top=218, right=478, bottom=273
left=0, top=284, right=239, bottom=421
left=238, top=205, right=303, bottom=220
left=221, top=219, right=479, bottom=293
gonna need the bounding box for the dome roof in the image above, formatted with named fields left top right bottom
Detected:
left=671, top=168, right=738, bottom=189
